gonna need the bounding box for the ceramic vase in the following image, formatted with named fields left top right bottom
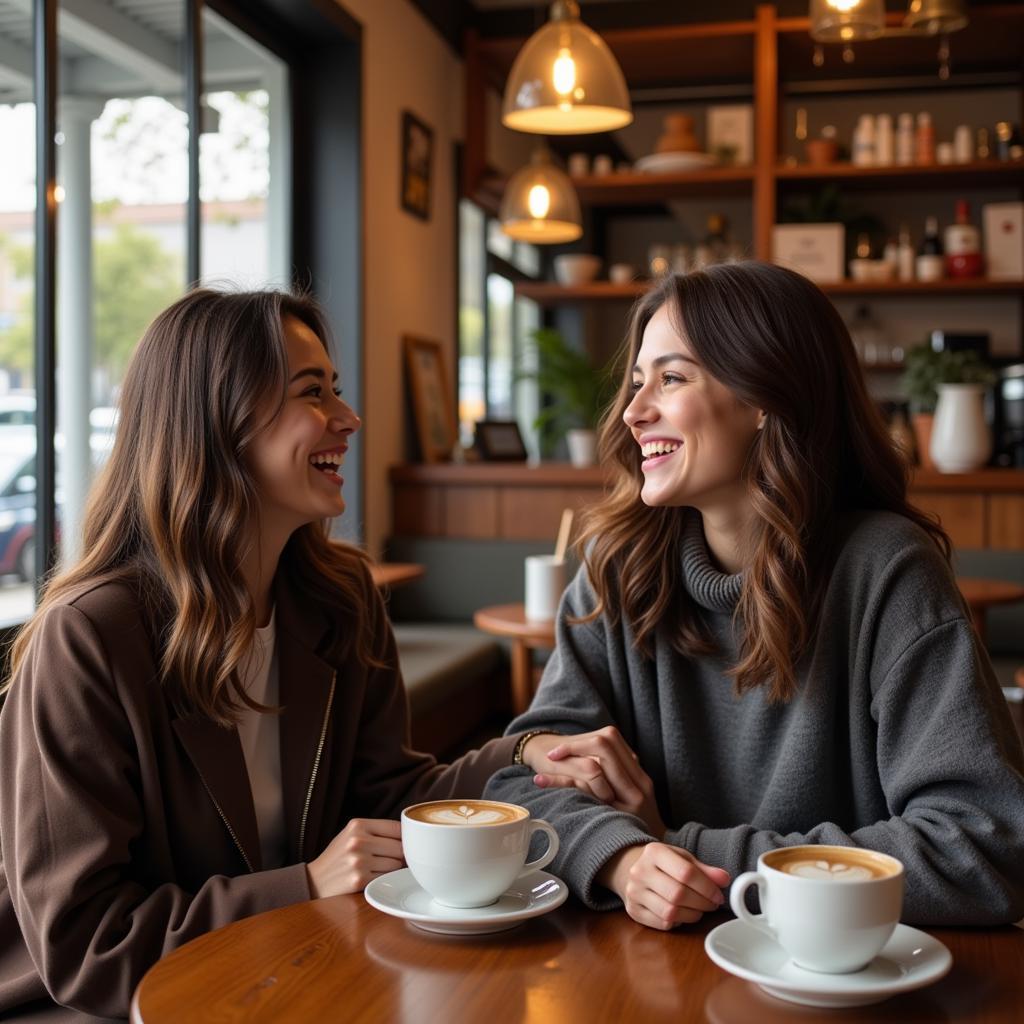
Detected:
left=566, top=428, right=597, bottom=467
left=930, top=384, right=991, bottom=473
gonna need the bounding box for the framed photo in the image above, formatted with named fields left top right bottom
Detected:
left=771, top=223, right=845, bottom=284
left=403, top=335, right=456, bottom=463
left=707, top=104, right=753, bottom=166
left=475, top=420, right=528, bottom=462
left=401, top=110, right=433, bottom=221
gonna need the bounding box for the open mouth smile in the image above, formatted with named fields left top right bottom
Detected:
left=309, top=446, right=346, bottom=483
left=640, top=439, right=682, bottom=469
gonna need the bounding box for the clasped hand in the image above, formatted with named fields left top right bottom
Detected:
left=520, top=726, right=666, bottom=837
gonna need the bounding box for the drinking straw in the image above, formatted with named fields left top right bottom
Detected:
left=553, top=508, right=574, bottom=564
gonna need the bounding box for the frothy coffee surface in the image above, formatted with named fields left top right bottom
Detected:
left=766, top=847, right=899, bottom=882
left=406, top=800, right=526, bottom=826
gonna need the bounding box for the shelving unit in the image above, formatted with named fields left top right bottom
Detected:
left=463, top=4, right=1024, bottom=319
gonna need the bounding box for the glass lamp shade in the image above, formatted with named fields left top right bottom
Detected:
left=499, top=151, right=582, bottom=244
left=501, top=0, right=632, bottom=135
left=903, top=0, right=968, bottom=35
left=809, top=0, right=885, bottom=42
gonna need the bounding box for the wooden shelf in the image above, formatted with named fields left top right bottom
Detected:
left=572, top=168, right=755, bottom=205
left=776, top=160, right=1024, bottom=191
left=515, top=278, right=1023, bottom=305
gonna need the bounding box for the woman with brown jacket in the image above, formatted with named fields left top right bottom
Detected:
left=0, top=289, right=643, bottom=1020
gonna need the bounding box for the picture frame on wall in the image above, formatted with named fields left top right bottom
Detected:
left=401, top=110, right=433, bottom=221
left=474, top=420, right=528, bottom=462
left=403, top=335, right=456, bottom=463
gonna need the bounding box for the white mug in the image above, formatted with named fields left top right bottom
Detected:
left=402, top=800, right=559, bottom=908
left=525, top=555, right=567, bottom=621
left=730, top=845, right=904, bottom=974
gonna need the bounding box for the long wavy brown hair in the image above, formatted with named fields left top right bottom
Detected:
left=578, top=261, right=951, bottom=703
left=5, top=289, right=379, bottom=725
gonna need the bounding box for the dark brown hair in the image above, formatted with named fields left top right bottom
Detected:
left=6, top=289, right=379, bottom=724
left=578, top=261, right=951, bottom=702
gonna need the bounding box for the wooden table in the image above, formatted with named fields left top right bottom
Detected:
left=369, top=562, right=425, bottom=590
left=957, top=577, right=1024, bottom=644
left=473, top=602, right=556, bottom=714
left=132, top=894, right=1024, bottom=1023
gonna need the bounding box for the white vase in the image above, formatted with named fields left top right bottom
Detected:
left=566, top=428, right=598, bottom=467
left=930, top=383, right=991, bottom=473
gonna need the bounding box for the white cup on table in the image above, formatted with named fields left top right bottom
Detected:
left=525, top=555, right=567, bottom=621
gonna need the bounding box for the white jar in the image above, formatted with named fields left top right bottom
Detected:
left=930, top=384, right=992, bottom=473
left=852, top=114, right=876, bottom=166
left=954, top=124, right=974, bottom=163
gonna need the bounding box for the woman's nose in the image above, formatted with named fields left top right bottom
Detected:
left=623, top=389, right=653, bottom=428
left=330, top=400, right=361, bottom=435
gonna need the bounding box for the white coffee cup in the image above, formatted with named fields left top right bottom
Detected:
left=402, top=799, right=559, bottom=908
left=729, top=845, right=904, bottom=974
left=609, top=262, right=636, bottom=284
left=525, top=554, right=567, bottom=621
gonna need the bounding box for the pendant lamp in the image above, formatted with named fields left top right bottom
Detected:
left=501, top=0, right=632, bottom=136
left=903, top=0, right=968, bottom=35
left=809, top=0, right=885, bottom=43
left=499, top=149, right=582, bottom=244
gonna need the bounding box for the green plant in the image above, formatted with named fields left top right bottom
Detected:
left=902, top=345, right=996, bottom=414
left=518, top=327, right=616, bottom=451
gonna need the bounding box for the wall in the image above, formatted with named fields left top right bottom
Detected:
left=332, top=0, right=462, bottom=559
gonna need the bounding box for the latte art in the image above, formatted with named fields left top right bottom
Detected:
left=781, top=859, right=876, bottom=882
left=405, top=800, right=527, bottom=826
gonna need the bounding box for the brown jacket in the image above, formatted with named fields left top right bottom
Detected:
left=0, top=573, right=519, bottom=1018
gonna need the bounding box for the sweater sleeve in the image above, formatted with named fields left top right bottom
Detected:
left=485, top=567, right=654, bottom=909
left=666, top=616, right=1024, bottom=927
left=0, top=604, right=312, bottom=1018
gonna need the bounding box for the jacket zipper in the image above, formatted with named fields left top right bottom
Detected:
left=194, top=766, right=254, bottom=873
left=298, top=671, right=336, bottom=860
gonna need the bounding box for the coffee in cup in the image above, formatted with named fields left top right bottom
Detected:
left=729, top=845, right=903, bottom=974
left=402, top=800, right=559, bottom=909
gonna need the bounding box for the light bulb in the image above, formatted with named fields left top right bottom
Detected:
left=54, top=185, right=66, bottom=203
left=552, top=48, right=576, bottom=95
left=527, top=184, right=551, bottom=219
left=828, top=0, right=860, bottom=10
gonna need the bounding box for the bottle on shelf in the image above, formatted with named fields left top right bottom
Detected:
left=875, top=113, right=894, bottom=166
left=897, top=224, right=915, bottom=282
left=944, top=200, right=984, bottom=279
left=856, top=233, right=872, bottom=260
left=914, top=112, right=935, bottom=165
left=852, top=114, right=876, bottom=167
left=896, top=113, right=915, bottom=165
left=916, top=216, right=944, bottom=282
left=847, top=304, right=884, bottom=365
left=703, top=213, right=731, bottom=264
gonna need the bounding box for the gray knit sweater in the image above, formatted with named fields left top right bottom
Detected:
left=485, top=510, right=1024, bottom=925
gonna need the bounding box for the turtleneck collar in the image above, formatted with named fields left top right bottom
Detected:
left=681, top=509, right=743, bottom=613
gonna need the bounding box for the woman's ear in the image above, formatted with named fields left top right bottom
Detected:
left=756, top=411, right=767, bottom=431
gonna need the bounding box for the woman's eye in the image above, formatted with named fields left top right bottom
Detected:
left=332, top=387, right=343, bottom=398
left=662, top=372, right=686, bottom=386
left=630, top=379, right=643, bottom=392
left=303, top=385, right=323, bottom=399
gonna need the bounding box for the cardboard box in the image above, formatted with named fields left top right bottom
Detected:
left=982, top=202, right=1024, bottom=280
left=771, top=223, right=845, bottom=284
left=707, top=105, right=753, bottom=166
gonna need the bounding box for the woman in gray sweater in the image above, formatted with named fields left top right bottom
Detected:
left=486, top=261, right=1024, bottom=931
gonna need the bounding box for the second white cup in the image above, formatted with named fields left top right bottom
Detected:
left=525, top=555, right=567, bottom=621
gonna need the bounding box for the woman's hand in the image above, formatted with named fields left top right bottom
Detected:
left=597, top=843, right=730, bottom=931
left=520, top=727, right=666, bottom=836
left=306, top=818, right=404, bottom=898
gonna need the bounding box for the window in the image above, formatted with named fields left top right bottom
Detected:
left=458, top=199, right=542, bottom=458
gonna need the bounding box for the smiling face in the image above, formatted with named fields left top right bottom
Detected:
left=624, top=303, right=762, bottom=513
left=247, top=315, right=360, bottom=538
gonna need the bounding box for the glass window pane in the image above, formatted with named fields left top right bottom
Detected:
left=58, top=1, right=187, bottom=574
left=486, top=274, right=514, bottom=419
left=201, top=11, right=290, bottom=287
left=0, top=95, right=36, bottom=617
left=486, top=218, right=513, bottom=262
left=515, top=297, right=541, bottom=460
left=458, top=200, right=485, bottom=445
left=513, top=241, right=541, bottom=277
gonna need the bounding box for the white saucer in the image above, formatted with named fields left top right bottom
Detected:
left=634, top=151, right=717, bottom=174
left=704, top=920, right=952, bottom=1008
left=364, top=868, right=567, bottom=935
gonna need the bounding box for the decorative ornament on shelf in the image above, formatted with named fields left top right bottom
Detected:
left=809, top=0, right=968, bottom=77
left=500, top=149, right=582, bottom=244
left=501, top=0, right=632, bottom=135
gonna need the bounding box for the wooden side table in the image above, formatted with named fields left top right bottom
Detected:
left=369, top=562, right=425, bottom=590
left=473, top=603, right=556, bottom=714
left=956, top=577, right=1024, bottom=644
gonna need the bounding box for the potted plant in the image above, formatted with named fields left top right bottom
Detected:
left=902, top=346, right=995, bottom=472
left=518, top=327, right=616, bottom=466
